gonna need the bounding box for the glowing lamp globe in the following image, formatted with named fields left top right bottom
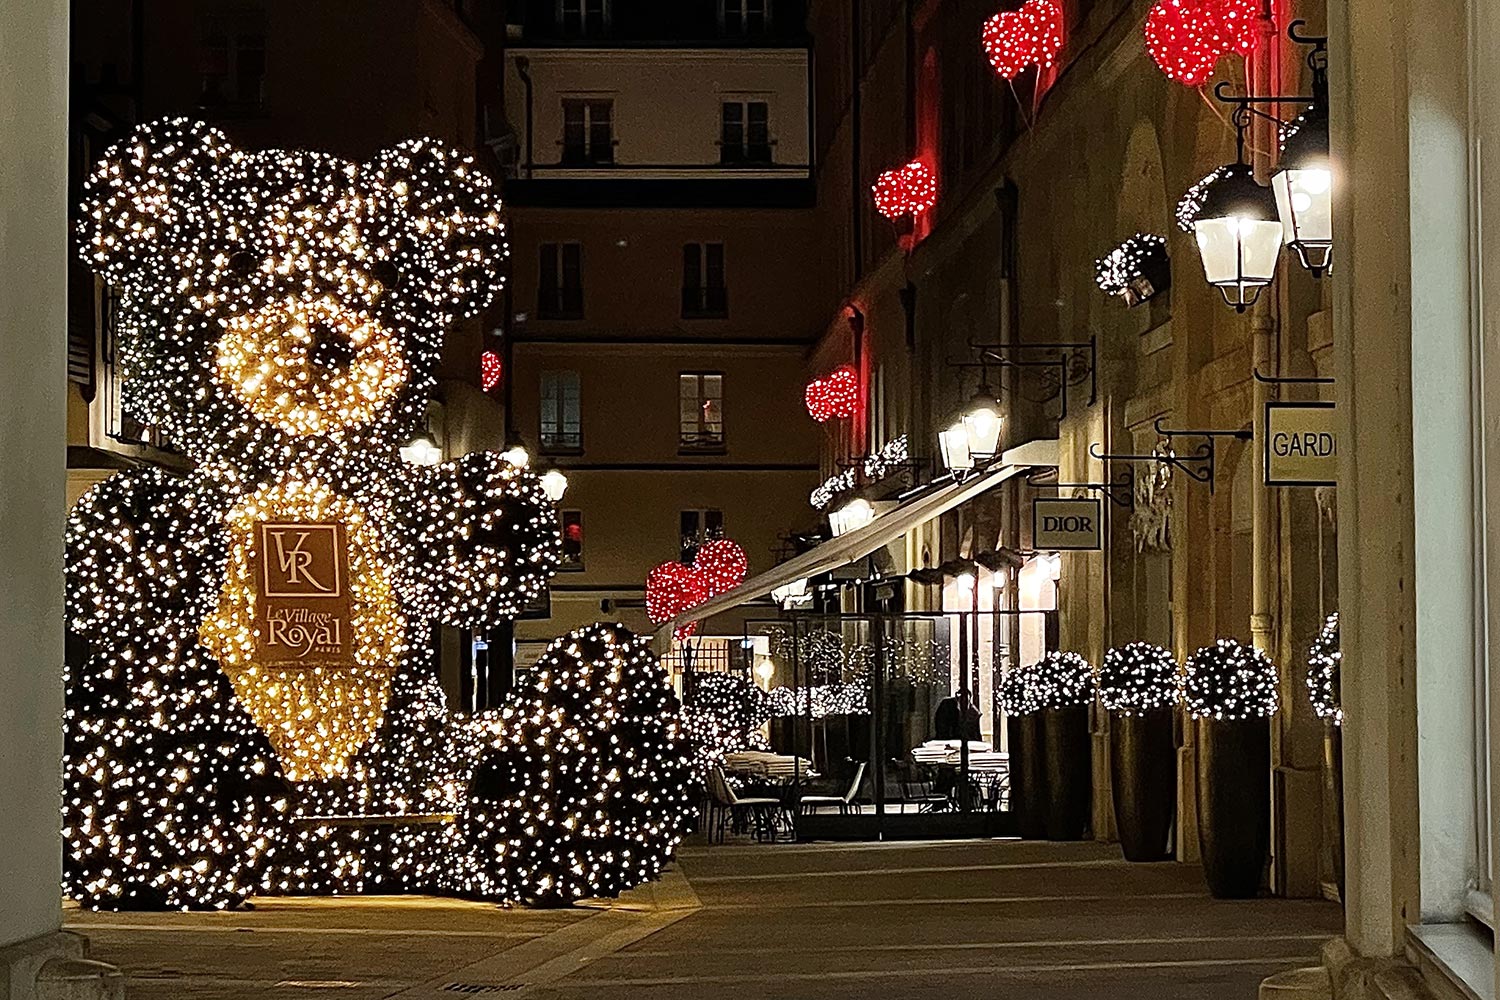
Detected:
left=939, top=421, right=974, bottom=476
left=539, top=468, right=569, bottom=502
left=962, top=387, right=1004, bottom=458
left=1271, top=102, right=1333, bottom=275
left=1188, top=163, right=1283, bottom=311
left=501, top=442, right=530, bottom=469
left=829, top=498, right=875, bottom=537
left=400, top=430, right=442, bottom=466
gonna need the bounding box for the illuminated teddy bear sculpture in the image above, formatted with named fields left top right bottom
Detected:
left=65, top=119, right=689, bottom=911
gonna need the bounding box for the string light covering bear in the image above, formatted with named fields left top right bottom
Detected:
left=65, top=118, right=574, bottom=909
left=434, top=625, right=693, bottom=905
left=1098, top=643, right=1180, bottom=715
left=1180, top=639, right=1280, bottom=720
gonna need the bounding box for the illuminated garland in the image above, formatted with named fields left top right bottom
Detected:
left=863, top=435, right=910, bottom=480
left=64, top=119, right=587, bottom=911
left=1098, top=643, right=1180, bottom=715
left=810, top=468, right=858, bottom=510
left=1032, top=651, right=1096, bottom=709
left=765, top=680, right=870, bottom=718
left=1181, top=639, right=1280, bottom=720
left=1306, top=612, right=1342, bottom=725
left=1176, top=166, right=1228, bottom=232
left=1094, top=233, right=1170, bottom=304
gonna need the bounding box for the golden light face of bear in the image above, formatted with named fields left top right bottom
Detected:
left=199, top=477, right=407, bottom=783
left=215, top=295, right=408, bottom=437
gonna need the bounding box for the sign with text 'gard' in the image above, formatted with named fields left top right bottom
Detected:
left=255, top=521, right=355, bottom=667
left=1033, top=497, right=1102, bottom=551
left=1265, top=402, right=1337, bottom=486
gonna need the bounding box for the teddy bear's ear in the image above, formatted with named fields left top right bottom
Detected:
left=363, top=138, right=509, bottom=320
left=77, top=118, right=234, bottom=285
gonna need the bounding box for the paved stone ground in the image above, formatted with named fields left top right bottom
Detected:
left=67, top=839, right=1341, bottom=999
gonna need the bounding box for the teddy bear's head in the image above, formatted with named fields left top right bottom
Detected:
left=78, top=118, right=508, bottom=467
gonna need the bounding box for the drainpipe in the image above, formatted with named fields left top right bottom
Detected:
left=1249, top=12, right=1279, bottom=661
left=515, top=55, right=534, bottom=179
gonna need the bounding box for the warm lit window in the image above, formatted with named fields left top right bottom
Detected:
left=680, top=509, right=725, bottom=564
left=720, top=101, right=772, bottom=164
left=559, top=0, right=610, bottom=36
left=720, top=0, right=769, bottom=35
left=679, top=372, right=725, bottom=452
left=540, top=370, right=582, bottom=453
left=538, top=243, right=583, bottom=319
left=561, top=98, right=614, bottom=165
left=560, top=510, right=584, bottom=570
left=682, top=243, right=727, bottom=318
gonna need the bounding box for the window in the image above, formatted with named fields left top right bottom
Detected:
left=198, top=20, right=266, bottom=113
left=560, top=510, right=584, bottom=570
left=682, top=243, right=728, bottom=318
left=679, top=372, right=725, bottom=452
left=540, top=371, right=582, bottom=453
left=561, top=99, right=614, bottom=165
left=680, top=509, right=725, bottom=564
left=721, top=0, right=769, bottom=35
left=559, top=0, right=610, bottom=36
left=720, top=101, right=772, bottom=164
left=538, top=243, right=584, bottom=319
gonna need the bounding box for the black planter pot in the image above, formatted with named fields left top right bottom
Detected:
left=1324, top=723, right=1345, bottom=901
left=1195, top=716, right=1271, bottom=899
left=1109, top=708, right=1177, bottom=861
left=1043, top=704, right=1092, bottom=841
left=1008, top=713, right=1049, bottom=839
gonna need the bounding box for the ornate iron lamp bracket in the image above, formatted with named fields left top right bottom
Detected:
left=1030, top=468, right=1135, bottom=509
left=952, top=337, right=1098, bottom=419
left=1212, top=21, right=1327, bottom=129
left=1089, top=419, right=1252, bottom=494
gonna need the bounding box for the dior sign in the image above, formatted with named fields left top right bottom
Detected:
left=1033, top=497, right=1103, bottom=551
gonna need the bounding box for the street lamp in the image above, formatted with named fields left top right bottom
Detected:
left=961, top=384, right=1003, bottom=459
left=1271, top=100, right=1332, bottom=275
left=500, top=433, right=530, bottom=469
left=539, top=468, right=569, bottom=502
left=771, top=578, right=810, bottom=608
left=1190, top=162, right=1283, bottom=312
left=400, top=430, right=442, bottom=466
left=938, top=420, right=974, bottom=478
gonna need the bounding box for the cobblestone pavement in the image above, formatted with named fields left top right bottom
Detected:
left=68, top=839, right=1341, bottom=999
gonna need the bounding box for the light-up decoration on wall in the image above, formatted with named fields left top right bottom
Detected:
left=982, top=0, right=1064, bottom=79
left=805, top=365, right=860, bottom=422
left=1144, top=0, right=1261, bottom=87
left=1094, top=234, right=1171, bottom=306
left=646, top=538, right=749, bottom=639
left=873, top=160, right=939, bottom=220
left=480, top=350, right=503, bottom=392
left=1306, top=612, right=1341, bottom=725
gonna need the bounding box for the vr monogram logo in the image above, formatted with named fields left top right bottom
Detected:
left=255, top=521, right=354, bottom=666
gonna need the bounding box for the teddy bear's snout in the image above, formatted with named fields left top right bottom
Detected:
left=215, top=294, right=409, bottom=437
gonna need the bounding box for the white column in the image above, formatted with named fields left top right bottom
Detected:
left=1327, top=0, right=1422, bottom=960
left=0, top=0, right=70, bottom=955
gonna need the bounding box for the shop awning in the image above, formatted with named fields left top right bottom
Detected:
left=657, top=437, right=1059, bottom=644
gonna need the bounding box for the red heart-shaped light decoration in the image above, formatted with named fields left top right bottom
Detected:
left=646, top=561, right=709, bottom=639
left=872, top=161, right=938, bottom=220
left=645, top=539, right=750, bottom=640
left=1144, top=0, right=1260, bottom=87
left=982, top=0, right=1063, bottom=79
left=805, top=365, right=860, bottom=422
left=480, top=350, right=503, bottom=392
left=693, top=539, right=749, bottom=598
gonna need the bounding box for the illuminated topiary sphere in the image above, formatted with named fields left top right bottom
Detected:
left=1306, top=613, right=1341, bottom=725
left=439, top=625, right=694, bottom=905
left=1032, top=651, right=1096, bottom=710
left=1181, top=639, right=1280, bottom=720
left=1098, top=643, right=1180, bottom=715
left=682, top=672, right=769, bottom=780
left=999, top=661, right=1045, bottom=717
